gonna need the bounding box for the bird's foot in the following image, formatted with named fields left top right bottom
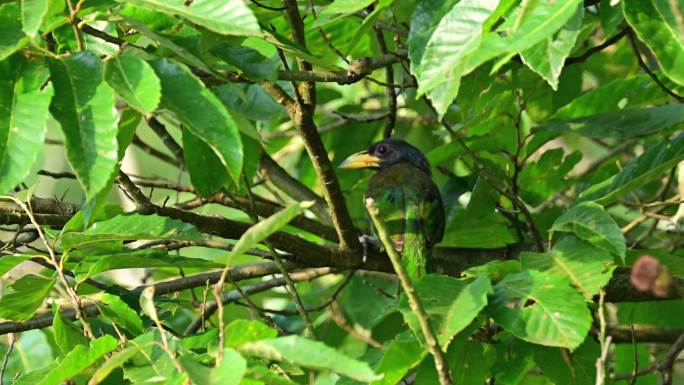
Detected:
left=358, top=234, right=379, bottom=262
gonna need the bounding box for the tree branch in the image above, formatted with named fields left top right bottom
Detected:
left=4, top=196, right=682, bottom=305
left=259, top=153, right=331, bottom=223
left=0, top=261, right=294, bottom=335
left=184, top=267, right=335, bottom=335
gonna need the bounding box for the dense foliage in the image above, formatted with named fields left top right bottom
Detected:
left=0, top=0, right=683, bottom=384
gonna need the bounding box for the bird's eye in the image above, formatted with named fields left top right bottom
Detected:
left=377, top=145, right=388, bottom=155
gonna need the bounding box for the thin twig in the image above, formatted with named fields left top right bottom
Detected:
left=242, top=175, right=316, bottom=338
left=147, top=118, right=185, bottom=165
left=65, top=0, right=84, bottom=51
left=132, top=136, right=183, bottom=168
left=627, top=30, right=684, bottom=103
left=596, top=289, right=610, bottom=385
left=565, top=28, right=629, bottom=65
left=185, top=267, right=334, bottom=336
left=2, top=196, right=95, bottom=339
left=366, top=197, right=453, bottom=385
left=612, top=333, right=684, bottom=384
left=425, top=99, right=545, bottom=251
left=247, top=0, right=285, bottom=11
left=374, top=27, right=397, bottom=138
left=0, top=333, right=15, bottom=385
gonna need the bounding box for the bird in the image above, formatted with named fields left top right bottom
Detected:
left=339, top=139, right=445, bottom=281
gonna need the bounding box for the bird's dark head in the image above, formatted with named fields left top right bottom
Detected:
left=338, top=139, right=431, bottom=175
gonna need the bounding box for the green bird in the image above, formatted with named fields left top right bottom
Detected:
left=339, top=139, right=445, bottom=281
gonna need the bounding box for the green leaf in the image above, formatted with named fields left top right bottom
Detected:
left=89, top=344, right=148, bottom=384
left=371, top=333, right=425, bottom=385
left=533, top=338, right=599, bottom=385
left=518, top=148, right=582, bottom=206
left=214, top=83, right=283, bottom=121
left=0, top=255, right=29, bottom=276
left=579, top=132, right=684, bottom=205
left=550, top=202, right=626, bottom=260
left=0, top=3, right=28, bottom=61
left=224, top=201, right=313, bottom=262
left=244, top=365, right=298, bottom=385
left=150, top=58, right=243, bottom=184
left=179, top=348, right=247, bottom=385
left=441, top=179, right=517, bottom=248
left=520, top=5, right=583, bottom=90
left=521, top=236, right=615, bottom=299
left=121, top=16, right=213, bottom=74
left=182, top=127, right=231, bottom=197
left=53, top=308, right=89, bottom=355
left=312, top=0, right=375, bottom=28
left=240, top=336, right=381, bottom=382
left=117, top=108, right=141, bottom=160
left=209, top=42, right=279, bottom=81
left=550, top=75, right=667, bottom=121
left=121, top=0, right=260, bottom=36
left=104, top=52, right=161, bottom=114
left=37, top=335, right=118, bottom=385
left=0, top=274, right=55, bottom=321
left=486, top=270, right=592, bottom=349
left=623, top=0, right=684, bottom=86
left=49, top=51, right=119, bottom=199
left=540, top=104, right=684, bottom=139
left=398, top=275, right=492, bottom=349
left=61, top=214, right=202, bottom=250
left=0, top=56, right=53, bottom=194
left=211, top=348, right=247, bottom=385
left=462, top=260, right=521, bottom=283
left=75, top=249, right=220, bottom=281
left=411, top=0, right=500, bottom=117
left=96, top=293, right=145, bottom=335
left=21, top=0, right=49, bottom=37
left=224, top=319, right=278, bottom=348
left=415, top=330, right=494, bottom=385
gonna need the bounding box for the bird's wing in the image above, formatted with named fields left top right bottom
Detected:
left=366, top=164, right=445, bottom=280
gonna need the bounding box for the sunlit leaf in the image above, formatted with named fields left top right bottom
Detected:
left=224, top=201, right=313, bottom=262
left=486, top=270, right=592, bottom=349
left=61, top=214, right=202, bottom=250
left=0, top=56, right=53, bottom=194
left=150, top=58, right=243, bottom=184
left=623, top=0, right=684, bottom=86
left=120, top=0, right=260, bottom=36
left=53, top=308, right=89, bottom=355
left=105, top=52, right=161, bottom=114
left=521, top=235, right=615, bottom=299
left=0, top=3, right=28, bottom=60
left=0, top=274, right=55, bottom=321
left=398, top=275, right=492, bottom=349
left=224, top=319, right=278, bottom=348
left=96, top=293, right=145, bottom=335
left=551, top=202, right=626, bottom=260
left=521, top=5, right=583, bottom=90
left=49, top=51, right=119, bottom=199
left=579, top=132, right=684, bottom=205
left=38, top=335, right=118, bottom=385
left=21, top=0, right=49, bottom=37
left=240, top=336, right=381, bottom=382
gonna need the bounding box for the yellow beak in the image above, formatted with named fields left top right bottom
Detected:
left=338, top=151, right=381, bottom=169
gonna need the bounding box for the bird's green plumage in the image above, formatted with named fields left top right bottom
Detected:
left=339, top=139, right=445, bottom=281
left=364, top=153, right=445, bottom=281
